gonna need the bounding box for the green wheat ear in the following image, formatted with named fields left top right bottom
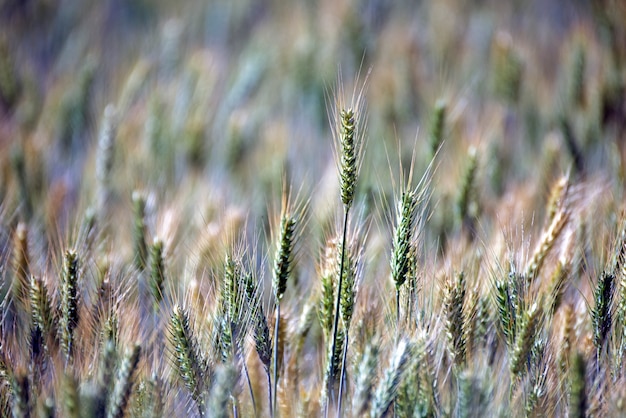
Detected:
left=353, top=342, right=379, bottom=416
left=107, top=344, right=141, bottom=418
left=96, top=104, right=117, bottom=215
left=319, top=239, right=338, bottom=339
left=339, top=108, right=358, bottom=209
left=132, top=191, right=148, bottom=271
left=272, top=213, right=296, bottom=302
left=169, top=305, right=206, bottom=413
left=149, top=237, right=166, bottom=310
left=569, top=351, right=587, bottom=418
left=60, top=249, right=80, bottom=363
left=443, top=272, right=467, bottom=367
left=457, top=146, right=479, bottom=233
left=429, top=99, right=447, bottom=158
left=12, top=222, right=30, bottom=313
left=510, top=302, right=542, bottom=378
left=30, top=275, right=54, bottom=348
left=591, top=271, right=614, bottom=355
left=370, top=339, right=413, bottom=418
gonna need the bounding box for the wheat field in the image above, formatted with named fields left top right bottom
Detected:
left=0, top=0, right=625, bottom=417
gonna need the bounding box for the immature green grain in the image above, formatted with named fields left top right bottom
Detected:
left=132, top=191, right=148, bottom=271
left=272, top=207, right=297, bottom=416
left=97, top=339, right=117, bottom=414
left=569, top=352, right=587, bottom=418
left=30, top=275, right=54, bottom=342
left=243, top=273, right=272, bottom=372
left=370, top=339, right=412, bottom=418
left=10, top=146, right=32, bottom=220
left=456, top=369, right=491, bottom=418
left=96, top=104, right=117, bottom=213
left=149, top=238, right=166, bottom=310
left=319, top=239, right=337, bottom=339
left=62, top=373, right=80, bottom=418
left=60, top=249, right=80, bottom=362
left=353, top=342, right=379, bottom=416
left=339, top=243, right=357, bottom=329
left=108, top=344, right=141, bottom=418
left=492, top=32, right=523, bottom=103
left=391, top=189, right=418, bottom=325
left=273, top=214, right=296, bottom=302
left=568, top=44, right=586, bottom=109
left=391, top=190, right=417, bottom=291
left=337, top=241, right=358, bottom=416
left=457, top=147, right=478, bottom=230
left=223, top=254, right=240, bottom=321
left=429, top=99, right=447, bottom=158
left=322, top=327, right=345, bottom=410
left=169, top=305, right=205, bottom=412
left=444, top=272, right=467, bottom=367
left=494, top=276, right=517, bottom=347
left=592, top=271, right=614, bottom=354
left=0, top=36, right=21, bottom=110
left=206, top=364, right=237, bottom=418
left=10, top=371, right=29, bottom=418
left=339, top=108, right=358, bottom=209
left=510, top=302, right=542, bottom=378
